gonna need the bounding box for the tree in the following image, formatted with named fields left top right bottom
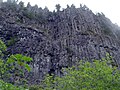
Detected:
left=0, top=40, right=7, bottom=58
left=55, top=4, right=61, bottom=11
left=6, top=54, right=32, bottom=85
left=42, top=54, right=120, bottom=90
left=7, top=0, right=18, bottom=3
left=27, top=2, right=31, bottom=12
left=67, top=4, right=70, bottom=8
left=0, top=80, right=26, bottom=90
left=18, top=1, right=24, bottom=9
left=27, top=2, right=31, bottom=8
left=0, top=40, right=32, bottom=85
left=32, top=4, right=39, bottom=14
left=71, top=4, right=75, bottom=8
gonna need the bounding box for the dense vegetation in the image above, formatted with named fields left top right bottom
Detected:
left=40, top=54, right=120, bottom=90
left=0, top=40, right=120, bottom=89
left=0, top=80, right=26, bottom=90
left=0, top=39, right=32, bottom=90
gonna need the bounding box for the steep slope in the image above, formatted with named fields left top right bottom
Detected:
left=0, top=2, right=120, bottom=84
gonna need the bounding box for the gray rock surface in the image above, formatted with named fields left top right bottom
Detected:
left=0, top=2, right=120, bottom=84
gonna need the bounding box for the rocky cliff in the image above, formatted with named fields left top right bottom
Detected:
left=0, top=1, right=120, bottom=84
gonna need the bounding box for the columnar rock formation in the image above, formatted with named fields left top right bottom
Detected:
left=0, top=1, right=120, bottom=84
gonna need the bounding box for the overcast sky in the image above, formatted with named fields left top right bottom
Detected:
left=19, top=0, right=120, bottom=26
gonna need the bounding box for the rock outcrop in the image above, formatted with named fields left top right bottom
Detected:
left=0, top=1, right=120, bottom=84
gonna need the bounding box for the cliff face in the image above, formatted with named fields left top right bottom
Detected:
left=0, top=2, right=120, bottom=84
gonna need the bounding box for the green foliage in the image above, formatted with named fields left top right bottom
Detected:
left=0, top=39, right=32, bottom=88
left=7, top=37, right=17, bottom=47
left=41, top=54, right=120, bottom=90
left=0, top=40, right=7, bottom=58
left=0, top=54, right=32, bottom=85
left=5, top=0, right=18, bottom=11
left=0, top=80, right=26, bottom=90
left=0, top=40, right=7, bottom=52
left=6, top=54, right=32, bottom=84
left=29, top=85, right=43, bottom=90
left=0, top=39, right=120, bottom=90
left=24, top=11, right=35, bottom=20
left=101, top=23, right=113, bottom=36
left=23, top=8, right=35, bottom=20
left=103, top=28, right=112, bottom=35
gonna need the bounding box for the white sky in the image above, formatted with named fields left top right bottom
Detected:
left=19, top=0, right=120, bottom=26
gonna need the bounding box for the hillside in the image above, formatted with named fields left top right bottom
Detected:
left=0, top=1, right=120, bottom=84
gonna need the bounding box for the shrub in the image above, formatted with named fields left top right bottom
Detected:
left=0, top=39, right=32, bottom=89
left=5, top=54, right=32, bottom=85
left=0, top=40, right=7, bottom=58
left=0, top=80, right=26, bottom=90
left=29, top=85, right=43, bottom=90
left=22, top=8, right=35, bottom=20
left=41, top=55, right=120, bottom=90
left=7, top=37, right=17, bottom=47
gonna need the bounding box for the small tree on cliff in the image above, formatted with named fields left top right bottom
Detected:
left=55, top=4, right=61, bottom=11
